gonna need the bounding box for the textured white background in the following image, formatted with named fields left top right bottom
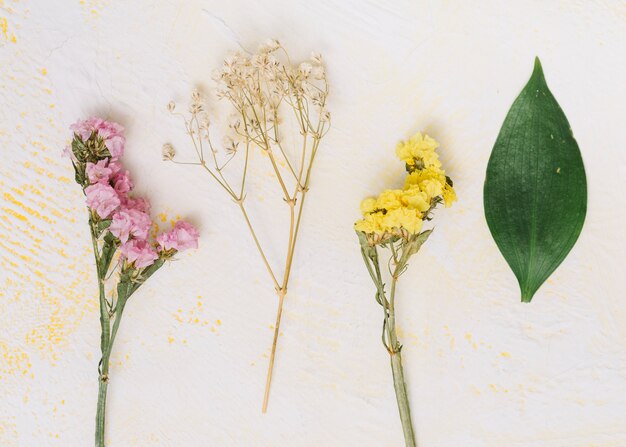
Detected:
left=1, top=1, right=625, bottom=446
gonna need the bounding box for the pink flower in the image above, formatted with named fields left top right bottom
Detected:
left=70, top=117, right=126, bottom=158
left=119, top=239, right=159, bottom=268
left=111, top=169, right=133, bottom=194
left=70, top=117, right=101, bottom=140
left=121, top=196, right=151, bottom=213
left=96, top=121, right=125, bottom=158
left=107, top=160, right=123, bottom=176
left=85, top=183, right=121, bottom=219
left=157, top=220, right=199, bottom=252
left=109, top=207, right=152, bottom=243
left=62, top=144, right=76, bottom=161
left=86, top=159, right=114, bottom=184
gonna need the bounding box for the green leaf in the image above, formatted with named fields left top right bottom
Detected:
left=403, top=230, right=433, bottom=259
left=356, top=230, right=376, bottom=260
left=95, top=219, right=112, bottom=236
left=484, top=57, right=587, bottom=303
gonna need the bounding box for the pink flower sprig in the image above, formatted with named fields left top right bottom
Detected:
left=67, top=117, right=199, bottom=447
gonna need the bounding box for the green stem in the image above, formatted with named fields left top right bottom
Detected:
left=95, top=283, right=129, bottom=447
left=390, top=350, right=416, bottom=447
left=95, top=379, right=108, bottom=447
left=358, top=232, right=427, bottom=447
left=387, top=274, right=417, bottom=447
left=91, top=225, right=110, bottom=447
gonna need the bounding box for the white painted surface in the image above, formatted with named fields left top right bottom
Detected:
left=1, top=1, right=625, bottom=446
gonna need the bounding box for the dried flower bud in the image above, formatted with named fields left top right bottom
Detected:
left=211, top=69, right=223, bottom=82
left=162, top=143, right=176, bottom=161
left=228, top=114, right=241, bottom=130
left=321, top=110, right=331, bottom=123
left=311, top=52, right=323, bottom=65
left=312, top=65, right=325, bottom=80
left=261, top=38, right=281, bottom=53
left=191, top=90, right=201, bottom=102
left=167, top=101, right=176, bottom=112
left=222, top=136, right=239, bottom=155
left=198, top=112, right=210, bottom=130
left=298, top=62, right=312, bottom=78
left=189, top=103, right=203, bottom=114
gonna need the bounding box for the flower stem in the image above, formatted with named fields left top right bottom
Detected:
left=95, top=379, right=108, bottom=447
left=91, top=227, right=111, bottom=447
left=390, top=350, right=416, bottom=447
left=262, top=289, right=286, bottom=413
left=387, top=274, right=417, bottom=447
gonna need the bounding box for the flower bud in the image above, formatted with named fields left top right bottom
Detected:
left=162, top=143, right=176, bottom=161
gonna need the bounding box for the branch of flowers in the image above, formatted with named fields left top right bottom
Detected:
left=70, top=117, right=199, bottom=447
left=236, top=200, right=280, bottom=290
left=238, top=141, right=250, bottom=198
left=244, top=96, right=291, bottom=201
left=272, top=127, right=300, bottom=185
left=199, top=162, right=238, bottom=200
left=260, top=105, right=325, bottom=413
left=167, top=42, right=329, bottom=412
left=202, top=123, right=233, bottom=190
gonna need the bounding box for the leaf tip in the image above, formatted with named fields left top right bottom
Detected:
left=532, top=56, right=544, bottom=76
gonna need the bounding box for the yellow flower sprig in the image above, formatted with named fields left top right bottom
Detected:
left=355, top=132, right=455, bottom=447
left=355, top=132, right=456, bottom=239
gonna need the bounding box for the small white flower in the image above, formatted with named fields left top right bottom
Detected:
left=261, top=38, right=281, bottom=53
left=228, top=113, right=241, bottom=130
left=189, top=103, right=203, bottom=114
left=310, top=52, right=323, bottom=65
left=312, top=65, right=325, bottom=80
left=298, top=62, right=312, bottom=78
left=198, top=111, right=210, bottom=129
left=222, top=136, right=239, bottom=154
left=162, top=143, right=176, bottom=161
left=191, top=89, right=202, bottom=104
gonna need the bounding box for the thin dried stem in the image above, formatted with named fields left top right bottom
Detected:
left=168, top=41, right=329, bottom=412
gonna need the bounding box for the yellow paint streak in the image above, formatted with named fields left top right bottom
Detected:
left=3, top=192, right=56, bottom=224
left=0, top=17, right=16, bottom=43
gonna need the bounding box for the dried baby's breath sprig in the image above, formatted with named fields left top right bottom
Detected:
left=166, top=40, right=330, bottom=412
left=355, top=132, right=456, bottom=447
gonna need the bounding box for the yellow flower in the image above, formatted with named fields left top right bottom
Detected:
left=395, top=132, right=442, bottom=169
left=375, top=189, right=403, bottom=211
left=381, top=208, right=423, bottom=234
left=355, top=130, right=455, bottom=237
left=442, top=184, right=457, bottom=207
left=401, top=186, right=430, bottom=212
left=360, top=197, right=377, bottom=214
left=418, top=179, right=443, bottom=200
left=404, top=166, right=446, bottom=188
left=404, top=165, right=455, bottom=206
left=354, top=212, right=384, bottom=233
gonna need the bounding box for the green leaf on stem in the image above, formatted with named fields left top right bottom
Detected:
left=356, top=231, right=376, bottom=259
left=484, top=57, right=587, bottom=303
left=403, top=230, right=432, bottom=259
